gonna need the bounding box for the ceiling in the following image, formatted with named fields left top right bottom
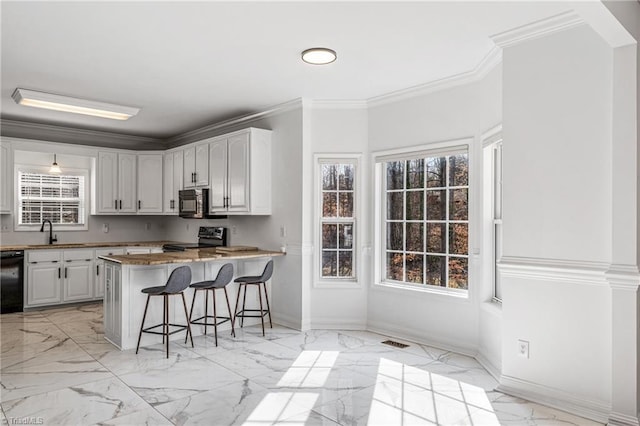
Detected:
left=0, top=1, right=602, bottom=140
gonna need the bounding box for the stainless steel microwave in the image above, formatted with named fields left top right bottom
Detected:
left=179, top=189, right=227, bottom=219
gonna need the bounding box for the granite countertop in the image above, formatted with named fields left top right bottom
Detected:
left=0, top=241, right=178, bottom=251
left=99, top=248, right=285, bottom=265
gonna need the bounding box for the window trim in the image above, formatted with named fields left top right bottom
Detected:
left=373, top=138, right=473, bottom=297
left=313, top=154, right=361, bottom=288
left=14, top=165, right=90, bottom=232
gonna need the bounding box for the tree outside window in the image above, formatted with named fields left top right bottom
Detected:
left=320, top=162, right=355, bottom=279
left=384, top=152, right=469, bottom=289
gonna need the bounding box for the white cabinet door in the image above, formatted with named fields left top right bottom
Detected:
left=183, top=143, right=209, bottom=188
left=97, top=151, right=119, bottom=213
left=183, top=146, right=195, bottom=188
left=118, top=153, right=137, bottom=213
left=209, top=139, right=227, bottom=211
left=0, top=142, right=12, bottom=213
left=194, top=143, right=209, bottom=186
left=163, top=153, right=175, bottom=213
left=137, top=153, right=163, bottom=213
left=163, top=151, right=183, bottom=214
left=227, top=133, right=250, bottom=212
left=27, top=263, right=62, bottom=306
left=63, top=261, right=93, bottom=301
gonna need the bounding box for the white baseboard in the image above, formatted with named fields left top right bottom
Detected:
left=272, top=312, right=301, bottom=330
left=497, top=375, right=611, bottom=424
left=310, top=317, right=367, bottom=330
left=475, top=350, right=501, bottom=381
left=609, top=411, right=640, bottom=426
left=366, top=320, right=476, bottom=357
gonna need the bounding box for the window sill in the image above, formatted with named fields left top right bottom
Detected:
left=481, top=299, right=503, bottom=316
left=14, top=224, right=89, bottom=232
left=373, top=280, right=470, bottom=301
left=314, top=279, right=361, bottom=289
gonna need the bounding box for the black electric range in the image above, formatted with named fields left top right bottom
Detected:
left=162, top=226, right=228, bottom=252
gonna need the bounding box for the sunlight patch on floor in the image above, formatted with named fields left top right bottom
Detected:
left=367, top=358, right=500, bottom=425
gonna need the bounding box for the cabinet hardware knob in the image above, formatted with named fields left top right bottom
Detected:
left=138, top=200, right=141, bottom=209
left=115, top=199, right=118, bottom=210
left=64, top=267, right=67, bottom=279
left=58, top=267, right=60, bottom=278
left=96, top=265, right=99, bottom=276
left=119, top=200, right=122, bottom=210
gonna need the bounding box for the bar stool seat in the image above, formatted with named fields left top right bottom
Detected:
left=234, top=260, right=273, bottom=336
left=136, top=265, right=194, bottom=358
left=188, top=263, right=235, bottom=346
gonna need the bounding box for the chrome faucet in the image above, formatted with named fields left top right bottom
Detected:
left=40, top=220, right=57, bottom=244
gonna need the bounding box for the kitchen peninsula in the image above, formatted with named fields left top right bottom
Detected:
left=99, top=248, right=284, bottom=350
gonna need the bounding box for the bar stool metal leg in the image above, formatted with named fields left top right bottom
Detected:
left=136, top=294, right=151, bottom=354
left=181, top=292, right=194, bottom=348
left=257, top=283, right=265, bottom=336
left=186, top=290, right=197, bottom=344
left=224, top=287, right=235, bottom=337
left=234, top=284, right=243, bottom=329
left=164, top=295, right=169, bottom=358
left=262, top=281, right=273, bottom=329
left=240, top=284, right=248, bottom=328
left=212, top=288, right=218, bottom=345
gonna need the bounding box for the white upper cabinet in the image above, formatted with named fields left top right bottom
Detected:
left=183, top=142, right=209, bottom=188
left=118, top=153, right=137, bottom=213
left=96, top=151, right=122, bottom=214
left=208, top=128, right=272, bottom=215
left=163, top=150, right=183, bottom=214
left=96, top=151, right=138, bottom=214
left=0, top=140, right=13, bottom=214
left=137, top=153, right=163, bottom=214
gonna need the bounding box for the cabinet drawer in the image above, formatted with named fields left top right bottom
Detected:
left=63, top=249, right=94, bottom=262
left=27, top=250, right=61, bottom=263
left=95, top=248, right=125, bottom=259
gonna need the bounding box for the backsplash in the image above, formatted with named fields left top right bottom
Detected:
left=0, top=214, right=168, bottom=246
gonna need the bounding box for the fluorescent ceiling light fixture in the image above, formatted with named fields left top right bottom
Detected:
left=301, top=48, right=337, bottom=65
left=12, top=88, right=139, bottom=120
left=49, top=154, right=61, bottom=174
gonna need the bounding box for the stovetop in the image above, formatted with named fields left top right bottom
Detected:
left=162, top=243, right=218, bottom=252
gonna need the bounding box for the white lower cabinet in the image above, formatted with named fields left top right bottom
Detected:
left=62, top=249, right=94, bottom=302
left=27, top=262, right=62, bottom=306
left=104, top=262, right=122, bottom=347
left=95, top=248, right=125, bottom=299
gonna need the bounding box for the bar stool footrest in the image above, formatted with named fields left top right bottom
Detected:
left=190, top=315, right=232, bottom=327
left=235, top=309, right=270, bottom=318
left=142, top=323, right=189, bottom=336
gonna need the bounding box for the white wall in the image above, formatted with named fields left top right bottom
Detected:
left=305, top=105, right=369, bottom=329
left=499, top=24, right=613, bottom=414
left=366, top=65, right=502, bottom=354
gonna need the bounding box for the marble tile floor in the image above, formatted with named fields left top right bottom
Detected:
left=0, top=303, right=601, bottom=426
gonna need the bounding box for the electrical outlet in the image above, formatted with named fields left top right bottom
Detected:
left=102, top=223, right=109, bottom=233
left=232, top=225, right=237, bottom=235
left=280, top=226, right=286, bottom=238
left=145, top=222, right=151, bottom=231
left=517, top=339, right=529, bottom=359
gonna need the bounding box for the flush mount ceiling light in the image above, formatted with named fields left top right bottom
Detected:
left=301, top=47, right=337, bottom=65
left=49, top=154, right=61, bottom=174
left=12, top=88, right=140, bottom=121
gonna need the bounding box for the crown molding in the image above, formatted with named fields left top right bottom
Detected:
left=367, top=45, right=502, bottom=107
left=490, top=10, right=585, bottom=48
left=166, top=98, right=303, bottom=147
left=0, top=118, right=164, bottom=150
left=309, top=100, right=368, bottom=110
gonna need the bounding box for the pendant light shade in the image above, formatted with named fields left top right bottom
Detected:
left=49, top=154, right=61, bottom=174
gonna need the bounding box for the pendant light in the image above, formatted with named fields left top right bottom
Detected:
left=49, top=154, right=61, bottom=174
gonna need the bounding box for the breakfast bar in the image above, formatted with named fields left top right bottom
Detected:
left=99, top=248, right=284, bottom=350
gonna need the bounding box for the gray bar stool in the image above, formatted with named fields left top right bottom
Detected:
left=136, top=265, right=194, bottom=358
left=234, top=260, right=273, bottom=336
left=187, top=262, right=235, bottom=346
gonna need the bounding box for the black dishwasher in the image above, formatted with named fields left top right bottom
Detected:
left=1, top=250, right=24, bottom=313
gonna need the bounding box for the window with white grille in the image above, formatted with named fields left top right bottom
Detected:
left=18, top=172, right=86, bottom=226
